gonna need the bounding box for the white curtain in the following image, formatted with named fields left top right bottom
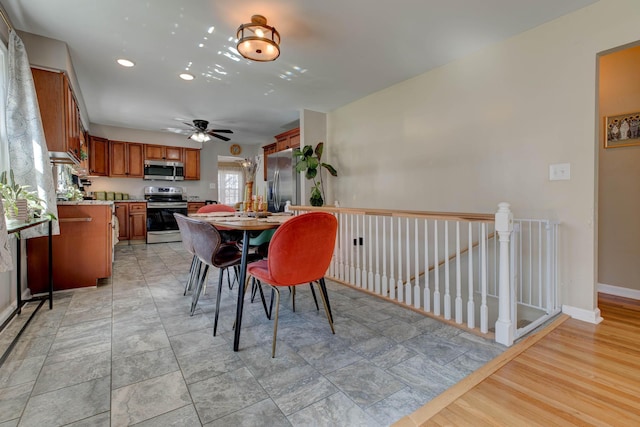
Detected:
left=218, top=163, right=244, bottom=205
left=0, top=198, right=10, bottom=272
left=5, top=30, right=58, bottom=239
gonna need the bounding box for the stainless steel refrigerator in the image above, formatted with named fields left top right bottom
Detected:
left=267, top=148, right=300, bottom=212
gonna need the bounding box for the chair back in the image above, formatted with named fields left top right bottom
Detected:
left=174, top=212, right=194, bottom=255
left=267, top=212, right=337, bottom=285
left=175, top=213, right=223, bottom=266
left=197, top=204, right=236, bottom=214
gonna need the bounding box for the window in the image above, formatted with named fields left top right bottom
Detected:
left=0, top=41, right=8, bottom=173
left=218, top=164, right=244, bottom=205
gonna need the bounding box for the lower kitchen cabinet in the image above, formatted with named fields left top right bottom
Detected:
left=187, top=201, right=205, bottom=214
left=115, top=202, right=146, bottom=241
left=27, top=204, right=113, bottom=293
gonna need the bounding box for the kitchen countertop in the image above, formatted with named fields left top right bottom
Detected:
left=57, top=200, right=114, bottom=206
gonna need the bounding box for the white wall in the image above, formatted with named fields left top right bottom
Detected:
left=300, top=109, right=328, bottom=205
left=328, top=0, right=640, bottom=315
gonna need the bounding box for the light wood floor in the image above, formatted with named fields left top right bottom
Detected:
left=396, top=293, right=640, bottom=426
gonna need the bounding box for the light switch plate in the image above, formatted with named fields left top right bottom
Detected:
left=209, top=183, right=216, bottom=189
left=549, top=163, right=570, bottom=181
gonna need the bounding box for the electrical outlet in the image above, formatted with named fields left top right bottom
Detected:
left=353, top=237, right=364, bottom=246
left=209, top=183, right=216, bottom=189
left=549, top=163, right=570, bottom=181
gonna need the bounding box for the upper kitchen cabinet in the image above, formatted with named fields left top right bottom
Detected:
left=31, top=68, right=83, bottom=163
left=183, top=148, right=200, bottom=180
left=109, top=140, right=144, bottom=178
left=88, top=135, right=109, bottom=176
left=145, top=145, right=183, bottom=161
left=275, top=127, right=300, bottom=152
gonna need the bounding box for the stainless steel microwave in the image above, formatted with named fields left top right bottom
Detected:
left=143, top=160, right=185, bottom=181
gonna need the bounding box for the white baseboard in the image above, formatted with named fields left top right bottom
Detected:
left=562, top=304, right=603, bottom=324
left=597, top=283, right=640, bottom=300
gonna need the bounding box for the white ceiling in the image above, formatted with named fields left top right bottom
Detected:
left=1, top=0, right=597, bottom=145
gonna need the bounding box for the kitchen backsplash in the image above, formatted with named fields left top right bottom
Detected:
left=87, top=177, right=218, bottom=201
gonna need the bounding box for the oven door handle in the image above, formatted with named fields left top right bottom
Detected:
left=147, top=202, right=188, bottom=209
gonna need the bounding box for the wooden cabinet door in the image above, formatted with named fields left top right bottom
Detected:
left=127, top=143, right=144, bottom=177
left=88, top=136, right=109, bottom=176
left=187, top=202, right=205, bottom=214
left=32, top=68, right=65, bottom=153
left=184, top=148, right=200, bottom=180
left=109, top=140, right=128, bottom=177
left=114, top=202, right=129, bottom=240
left=263, top=143, right=277, bottom=180
left=128, top=203, right=147, bottom=240
left=144, top=145, right=164, bottom=160
left=165, top=146, right=183, bottom=161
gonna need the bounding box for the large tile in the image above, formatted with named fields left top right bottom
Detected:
left=168, top=328, right=224, bottom=357
left=112, top=329, right=171, bottom=358
left=0, top=356, right=45, bottom=388
left=64, top=411, right=110, bottom=426
left=268, top=370, right=337, bottom=416
left=4, top=333, right=54, bottom=362
left=111, top=371, right=191, bottom=426
left=325, top=360, right=405, bottom=408
left=162, top=312, right=214, bottom=337
left=20, top=376, right=111, bottom=426
left=189, top=367, right=268, bottom=424
left=365, top=386, right=435, bottom=425
left=351, top=336, right=417, bottom=370
left=288, top=391, right=382, bottom=427
left=386, top=353, right=463, bottom=395
left=205, top=399, right=289, bottom=427
left=133, top=404, right=200, bottom=426
left=112, top=347, right=179, bottom=389
left=296, top=340, right=363, bottom=374
left=176, top=345, right=244, bottom=384
left=33, top=350, right=111, bottom=395
left=0, top=382, right=33, bottom=423
left=47, top=318, right=112, bottom=360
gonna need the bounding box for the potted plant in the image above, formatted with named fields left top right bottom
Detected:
left=0, top=169, right=50, bottom=222
left=293, top=142, right=338, bottom=206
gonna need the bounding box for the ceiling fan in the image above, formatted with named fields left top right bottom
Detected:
left=182, top=119, right=233, bottom=142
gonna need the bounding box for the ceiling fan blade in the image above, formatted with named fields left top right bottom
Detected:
left=209, top=129, right=233, bottom=133
left=210, top=133, right=231, bottom=142
left=182, top=121, right=197, bottom=129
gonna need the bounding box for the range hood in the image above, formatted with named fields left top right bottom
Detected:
left=49, top=151, right=80, bottom=165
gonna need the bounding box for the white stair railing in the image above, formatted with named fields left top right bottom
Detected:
left=290, top=203, right=559, bottom=346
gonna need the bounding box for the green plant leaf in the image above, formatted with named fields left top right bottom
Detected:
left=302, top=145, right=314, bottom=157
left=306, top=167, right=317, bottom=180
left=292, top=148, right=302, bottom=157
left=307, top=157, right=319, bottom=169
left=321, top=163, right=338, bottom=177
left=295, top=160, right=308, bottom=173
left=314, top=142, right=324, bottom=160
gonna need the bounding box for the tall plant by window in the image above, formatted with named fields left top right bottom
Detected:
left=294, top=142, right=338, bottom=207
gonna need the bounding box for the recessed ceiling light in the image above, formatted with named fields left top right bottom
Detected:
left=179, top=73, right=195, bottom=81
left=116, top=58, right=135, bottom=67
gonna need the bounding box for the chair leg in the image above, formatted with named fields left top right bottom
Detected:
left=316, top=279, right=335, bottom=334
left=318, top=278, right=334, bottom=323
left=232, top=274, right=253, bottom=331
left=254, top=279, right=271, bottom=319
left=292, top=286, right=296, bottom=312
left=213, top=265, right=224, bottom=336
left=190, top=264, right=209, bottom=316
left=271, top=286, right=281, bottom=358
left=309, top=282, right=319, bottom=311
left=184, top=256, right=198, bottom=295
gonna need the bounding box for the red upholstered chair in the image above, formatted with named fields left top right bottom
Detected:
left=196, top=203, right=236, bottom=214
left=247, top=212, right=338, bottom=357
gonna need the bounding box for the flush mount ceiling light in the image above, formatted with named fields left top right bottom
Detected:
left=116, top=58, right=135, bottom=67
left=236, top=15, right=280, bottom=62
left=179, top=73, right=195, bottom=81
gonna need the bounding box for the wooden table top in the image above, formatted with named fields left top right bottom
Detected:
left=190, top=215, right=292, bottom=231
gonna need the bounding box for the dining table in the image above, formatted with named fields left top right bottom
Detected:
left=189, top=213, right=291, bottom=351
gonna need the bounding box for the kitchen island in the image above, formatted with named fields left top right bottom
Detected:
left=27, top=201, right=114, bottom=293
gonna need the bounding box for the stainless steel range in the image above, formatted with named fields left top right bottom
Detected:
left=145, top=186, right=188, bottom=243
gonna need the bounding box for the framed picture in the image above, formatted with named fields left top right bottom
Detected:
left=604, top=112, right=640, bottom=148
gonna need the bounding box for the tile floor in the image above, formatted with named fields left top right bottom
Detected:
left=0, top=242, right=505, bottom=426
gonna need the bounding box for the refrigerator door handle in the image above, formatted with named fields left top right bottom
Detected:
left=274, top=169, right=281, bottom=210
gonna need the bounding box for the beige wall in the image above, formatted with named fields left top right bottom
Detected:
left=598, top=45, right=640, bottom=291
left=327, top=0, right=640, bottom=316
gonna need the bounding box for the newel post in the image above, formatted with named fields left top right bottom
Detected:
left=495, top=202, right=514, bottom=346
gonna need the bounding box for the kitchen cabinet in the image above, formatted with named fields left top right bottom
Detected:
left=187, top=202, right=205, bottom=214
left=88, top=135, right=109, bottom=176
left=110, top=140, right=144, bottom=177
left=183, top=148, right=200, bottom=180
left=262, top=143, right=277, bottom=180
left=31, top=68, right=83, bottom=163
left=115, top=202, right=146, bottom=241
left=145, top=145, right=183, bottom=161
left=27, top=204, right=113, bottom=292
left=275, top=127, right=300, bottom=152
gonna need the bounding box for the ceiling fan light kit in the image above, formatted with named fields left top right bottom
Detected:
left=236, top=15, right=280, bottom=62
left=185, top=119, right=233, bottom=142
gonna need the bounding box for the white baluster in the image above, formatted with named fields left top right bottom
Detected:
left=349, top=213, right=355, bottom=284
left=467, top=221, right=475, bottom=329
left=444, top=220, right=451, bottom=320
left=433, top=220, right=440, bottom=316
left=414, top=218, right=420, bottom=309
left=368, top=215, right=374, bottom=292
left=339, top=212, right=345, bottom=281
left=397, top=216, right=404, bottom=303
left=404, top=218, right=411, bottom=305
left=375, top=216, right=381, bottom=294
left=495, top=202, right=514, bottom=346
left=389, top=217, right=395, bottom=301
left=480, top=222, right=488, bottom=334
left=356, top=214, right=361, bottom=287
left=424, top=218, right=431, bottom=312
left=360, top=215, right=368, bottom=290
left=455, top=221, right=462, bottom=324
left=381, top=216, right=388, bottom=297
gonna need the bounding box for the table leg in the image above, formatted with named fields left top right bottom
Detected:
left=16, top=235, right=21, bottom=314
left=233, top=230, right=251, bottom=351
left=48, top=220, right=53, bottom=309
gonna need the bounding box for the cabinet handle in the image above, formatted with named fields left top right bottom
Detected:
left=60, top=217, right=92, bottom=222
